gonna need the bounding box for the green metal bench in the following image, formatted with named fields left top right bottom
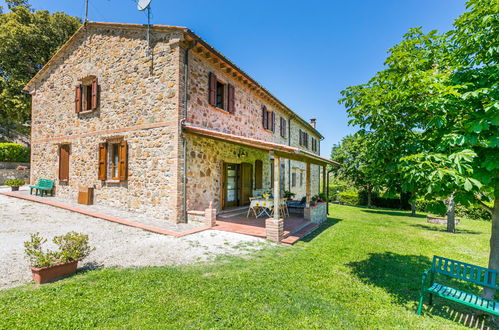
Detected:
left=29, top=179, right=55, bottom=197
left=417, top=255, right=498, bottom=316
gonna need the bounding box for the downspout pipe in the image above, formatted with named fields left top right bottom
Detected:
left=181, top=41, right=197, bottom=223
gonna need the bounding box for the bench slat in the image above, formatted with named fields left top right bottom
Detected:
left=428, top=283, right=498, bottom=315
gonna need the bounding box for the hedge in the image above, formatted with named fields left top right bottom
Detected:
left=0, top=143, right=30, bottom=162
left=416, top=198, right=491, bottom=221
left=359, top=191, right=411, bottom=210
left=337, top=191, right=359, bottom=205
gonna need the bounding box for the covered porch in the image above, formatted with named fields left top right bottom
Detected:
left=184, top=124, right=338, bottom=242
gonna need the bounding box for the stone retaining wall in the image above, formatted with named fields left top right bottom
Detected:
left=304, top=202, right=327, bottom=224
left=0, top=168, right=30, bottom=185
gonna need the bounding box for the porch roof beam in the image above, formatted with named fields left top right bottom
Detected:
left=183, top=124, right=339, bottom=167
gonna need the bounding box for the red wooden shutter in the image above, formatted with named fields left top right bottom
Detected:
left=59, top=144, right=70, bottom=181
left=75, top=84, right=82, bottom=113
left=98, top=142, right=108, bottom=181
left=91, top=77, right=99, bottom=110
left=271, top=111, right=275, bottom=132
left=208, top=72, right=217, bottom=106
left=118, top=140, right=128, bottom=181
left=227, top=84, right=235, bottom=113
left=255, top=160, right=263, bottom=189
left=262, top=105, right=268, bottom=129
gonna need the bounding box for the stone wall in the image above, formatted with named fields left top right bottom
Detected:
left=304, top=202, right=327, bottom=224
left=0, top=169, right=30, bottom=185
left=183, top=47, right=323, bottom=208
left=185, top=49, right=321, bottom=149
left=27, top=25, right=184, bottom=222
left=185, top=134, right=320, bottom=212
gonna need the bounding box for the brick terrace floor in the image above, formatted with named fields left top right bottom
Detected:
left=215, top=212, right=314, bottom=242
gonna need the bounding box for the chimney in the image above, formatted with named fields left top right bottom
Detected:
left=310, top=118, right=316, bottom=128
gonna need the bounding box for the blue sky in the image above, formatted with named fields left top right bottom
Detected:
left=4, top=0, right=466, bottom=156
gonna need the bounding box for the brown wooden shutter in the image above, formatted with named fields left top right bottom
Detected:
left=262, top=105, right=268, bottom=129
left=118, top=140, right=128, bottom=181
left=271, top=111, right=275, bottom=132
left=59, top=144, right=70, bottom=181
left=227, top=84, right=235, bottom=113
left=98, top=142, right=108, bottom=181
left=91, top=78, right=99, bottom=110
left=299, top=130, right=302, bottom=145
left=255, top=160, right=263, bottom=189
left=75, top=84, right=82, bottom=113
left=208, top=72, right=217, bottom=106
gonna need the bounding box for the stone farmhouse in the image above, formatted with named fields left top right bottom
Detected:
left=24, top=22, right=338, bottom=241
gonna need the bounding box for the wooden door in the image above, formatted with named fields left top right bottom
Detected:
left=59, top=144, right=70, bottom=181
left=240, top=163, right=253, bottom=206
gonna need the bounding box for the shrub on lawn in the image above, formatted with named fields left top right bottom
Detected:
left=337, top=191, right=359, bottom=205
left=0, top=143, right=30, bottom=162
left=24, top=232, right=94, bottom=268
left=415, top=198, right=447, bottom=216
left=455, top=203, right=492, bottom=221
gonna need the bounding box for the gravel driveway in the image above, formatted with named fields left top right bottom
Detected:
left=0, top=192, right=270, bottom=290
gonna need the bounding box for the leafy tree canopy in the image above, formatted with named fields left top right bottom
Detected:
left=0, top=0, right=81, bottom=136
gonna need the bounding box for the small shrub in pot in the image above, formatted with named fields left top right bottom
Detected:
left=24, top=232, right=94, bottom=284
left=4, top=179, right=25, bottom=191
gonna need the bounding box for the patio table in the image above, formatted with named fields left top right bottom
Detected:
left=249, top=199, right=274, bottom=218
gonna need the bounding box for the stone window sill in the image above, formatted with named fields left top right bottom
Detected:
left=105, top=179, right=122, bottom=183
left=211, top=105, right=233, bottom=115
left=78, top=110, right=96, bottom=115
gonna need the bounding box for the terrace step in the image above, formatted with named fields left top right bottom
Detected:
left=281, top=223, right=319, bottom=245
left=218, top=206, right=249, bottom=219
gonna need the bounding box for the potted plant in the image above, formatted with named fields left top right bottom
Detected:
left=4, top=179, right=25, bottom=191
left=24, top=231, right=94, bottom=284
left=283, top=190, right=296, bottom=201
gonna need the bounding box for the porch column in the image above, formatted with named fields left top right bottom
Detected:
left=306, top=162, right=311, bottom=207
left=304, top=162, right=311, bottom=220
left=266, top=155, right=283, bottom=242
left=322, top=166, right=326, bottom=195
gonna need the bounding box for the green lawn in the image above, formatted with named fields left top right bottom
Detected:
left=0, top=205, right=492, bottom=328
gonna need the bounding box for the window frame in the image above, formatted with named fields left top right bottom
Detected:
left=215, top=80, right=226, bottom=110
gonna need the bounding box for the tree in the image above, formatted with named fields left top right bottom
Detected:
left=330, top=132, right=380, bottom=207
left=0, top=0, right=81, bottom=137
left=340, top=0, right=498, bottom=300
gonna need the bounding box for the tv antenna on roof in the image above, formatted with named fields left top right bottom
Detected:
left=137, top=0, right=153, bottom=58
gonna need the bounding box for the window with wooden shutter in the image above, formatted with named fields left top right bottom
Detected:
left=91, top=77, right=99, bottom=110
left=75, top=85, right=82, bottom=113
left=98, top=142, right=108, bottom=181
left=280, top=117, right=287, bottom=138
left=59, top=144, right=70, bottom=181
left=299, top=129, right=303, bottom=146
left=262, top=105, right=268, bottom=129
left=118, top=140, right=128, bottom=181
left=227, top=84, right=235, bottom=113
left=208, top=72, right=217, bottom=106
left=271, top=111, right=275, bottom=132
left=255, top=160, right=263, bottom=189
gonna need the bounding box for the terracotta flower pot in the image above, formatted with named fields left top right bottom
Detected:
left=30, top=260, right=78, bottom=284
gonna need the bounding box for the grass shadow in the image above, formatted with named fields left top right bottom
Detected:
left=410, top=224, right=483, bottom=235
left=361, top=209, right=426, bottom=219
left=348, top=252, right=495, bottom=327
left=78, top=261, right=105, bottom=274
left=300, top=218, right=341, bottom=243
